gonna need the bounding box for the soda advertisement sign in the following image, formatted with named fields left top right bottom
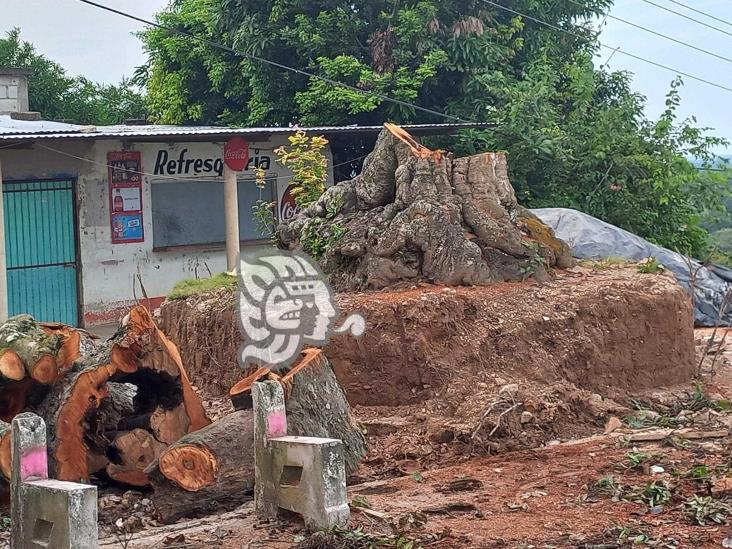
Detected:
left=224, top=137, right=250, bottom=172
left=279, top=184, right=300, bottom=222
left=108, top=151, right=144, bottom=244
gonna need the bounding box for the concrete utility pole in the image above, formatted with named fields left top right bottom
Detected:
left=0, top=158, right=8, bottom=322
left=223, top=164, right=240, bottom=273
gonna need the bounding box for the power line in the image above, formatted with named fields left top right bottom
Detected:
left=637, top=0, right=732, bottom=38
left=665, top=0, right=732, bottom=28
left=479, top=0, right=732, bottom=95
left=73, top=0, right=474, bottom=124
left=37, top=143, right=369, bottom=184
left=566, top=0, right=732, bottom=66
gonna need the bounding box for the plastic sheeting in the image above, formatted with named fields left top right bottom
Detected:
left=533, top=207, right=732, bottom=327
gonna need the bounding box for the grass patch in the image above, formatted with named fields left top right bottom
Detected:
left=167, top=273, right=238, bottom=300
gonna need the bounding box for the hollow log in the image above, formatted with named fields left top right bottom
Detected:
left=0, top=420, right=10, bottom=481
left=146, top=410, right=254, bottom=523
left=35, top=306, right=210, bottom=483
left=107, top=429, right=166, bottom=487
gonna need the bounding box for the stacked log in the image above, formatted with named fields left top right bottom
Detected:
left=0, top=307, right=210, bottom=491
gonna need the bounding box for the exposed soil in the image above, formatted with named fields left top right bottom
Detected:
left=95, top=265, right=717, bottom=548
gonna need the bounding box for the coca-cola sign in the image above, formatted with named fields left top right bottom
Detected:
left=280, top=184, right=300, bottom=222
left=224, top=137, right=249, bottom=172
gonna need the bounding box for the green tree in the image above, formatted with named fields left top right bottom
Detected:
left=0, top=28, right=146, bottom=125
left=140, top=0, right=729, bottom=257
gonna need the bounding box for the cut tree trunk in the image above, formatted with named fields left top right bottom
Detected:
left=278, top=124, right=572, bottom=290
left=35, top=306, right=210, bottom=483
left=146, top=410, right=254, bottom=523
left=107, top=429, right=166, bottom=487
left=147, top=349, right=366, bottom=523
left=0, top=315, right=63, bottom=385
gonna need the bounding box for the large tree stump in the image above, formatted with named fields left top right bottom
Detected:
left=145, top=410, right=254, bottom=523
left=278, top=125, right=572, bottom=290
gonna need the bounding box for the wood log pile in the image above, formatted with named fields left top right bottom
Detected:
left=0, top=306, right=210, bottom=495
left=0, top=309, right=367, bottom=523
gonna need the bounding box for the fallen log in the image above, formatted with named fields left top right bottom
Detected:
left=147, top=349, right=366, bottom=523
left=34, top=306, right=210, bottom=483
left=0, top=315, right=63, bottom=383
left=146, top=410, right=254, bottom=523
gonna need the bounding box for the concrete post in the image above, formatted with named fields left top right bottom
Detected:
left=252, top=380, right=287, bottom=519
left=11, top=413, right=98, bottom=549
left=11, top=413, right=48, bottom=547
left=0, top=158, right=8, bottom=322
left=223, top=164, right=240, bottom=273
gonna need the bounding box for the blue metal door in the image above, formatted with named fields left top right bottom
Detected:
left=3, top=180, right=79, bottom=326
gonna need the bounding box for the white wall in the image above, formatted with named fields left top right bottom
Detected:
left=0, top=136, right=334, bottom=325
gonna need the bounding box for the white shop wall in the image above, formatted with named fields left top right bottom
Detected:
left=0, top=137, right=334, bottom=325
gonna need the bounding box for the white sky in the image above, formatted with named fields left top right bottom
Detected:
left=2, top=0, right=731, bottom=151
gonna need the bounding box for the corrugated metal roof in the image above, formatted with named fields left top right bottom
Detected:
left=0, top=117, right=494, bottom=142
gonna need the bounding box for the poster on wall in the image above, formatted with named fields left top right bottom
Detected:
left=108, top=151, right=144, bottom=244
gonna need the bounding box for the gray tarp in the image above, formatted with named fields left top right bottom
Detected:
left=532, top=207, right=732, bottom=327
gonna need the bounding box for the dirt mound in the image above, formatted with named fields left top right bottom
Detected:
left=161, top=266, right=694, bottom=403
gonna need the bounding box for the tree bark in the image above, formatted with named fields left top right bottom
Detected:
left=278, top=125, right=572, bottom=290
left=146, top=410, right=254, bottom=523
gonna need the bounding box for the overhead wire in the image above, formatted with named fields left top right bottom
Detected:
left=636, top=0, right=732, bottom=38
left=664, top=0, right=732, bottom=28
left=73, top=0, right=475, bottom=124
left=478, top=0, right=732, bottom=95
left=565, top=0, right=732, bottom=65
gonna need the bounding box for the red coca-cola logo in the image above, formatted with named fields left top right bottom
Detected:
left=280, top=185, right=300, bottom=222
left=224, top=137, right=249, bottom=172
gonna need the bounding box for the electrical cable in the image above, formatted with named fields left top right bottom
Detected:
left=636, top=0, right=732, bottom=38
left=479, top=0, right=732, bottom=95
left=566, top=0, right=732, bottom=65
left=665, top=0, right=732, bottom=28
left=73, top=0, right=475, bottom=124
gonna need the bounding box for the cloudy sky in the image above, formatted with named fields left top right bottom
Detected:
left=2, top=0, right=731, bottom=150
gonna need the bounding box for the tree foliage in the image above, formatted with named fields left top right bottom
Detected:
left=140, top=0, right=729, bottom=257
left=0, top=29, right=146, bottom=125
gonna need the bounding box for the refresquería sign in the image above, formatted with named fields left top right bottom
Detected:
left=153, top=148, right=271, bottom=177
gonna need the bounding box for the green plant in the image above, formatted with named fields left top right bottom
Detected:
left=629, top=481, right=673, bottom=508
left=684, top=495, right=731, bottom=526
left=296, top=525, right=424, bottom=549
left=0, top=516, right=10, bottom=532
left=637, top=257, right=664, bottom=274
left=252, top=199, right=276, bottom=239
left=274, top=131, right=329, bottom=210
left=168, top=272, right=238, bottom=300
left=300, top=218, right=348, bottom=261
left=622, top=452, right=659, bottom=471
left=351, top=495, right=371, bottom=509
left=686, top=464, right=712, bottom=482
left=589, top=475, right=623, bottom=498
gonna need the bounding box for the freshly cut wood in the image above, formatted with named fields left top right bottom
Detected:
left=26, top=355, right=58, bottom=384
left=228, top=349, right=323, bottom=410
left=0, top=420, right=10, bottom=481
left=146, top=410, right=254, bottom=523
left=0, top=315, right=63, bottom=380
left=107, top=429, right=166, bottom=487
left=146, top=350, right=367, bottom=522
left=150, top=404, right=190, bottom=445
left=229, top=366, right=271, bottom=410
left=0, top=350, right=24, bottom=382
left=41, top=325, right=82, bottom=370
left=36, top=306, right=210, bottom=483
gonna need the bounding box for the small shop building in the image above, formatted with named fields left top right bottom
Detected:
left=0, top=68, right=487, bottom=327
